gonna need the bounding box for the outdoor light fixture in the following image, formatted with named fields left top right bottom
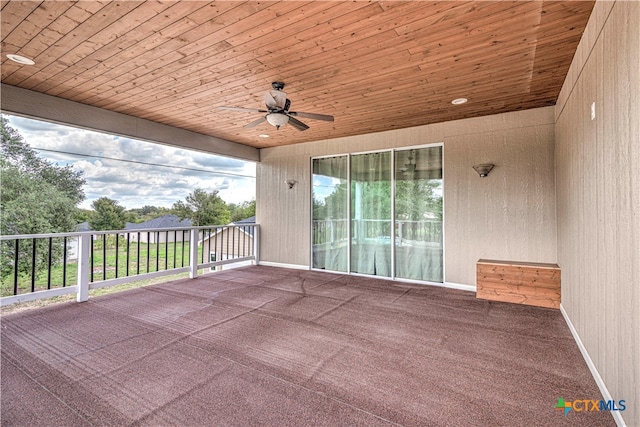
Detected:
left=472, top=163, right=495, bottom=177
left=451, top=98, right=468, bottom=105
left=284, top=180, right=297, bottom=189
left=267, top=113, right=289, bottom=129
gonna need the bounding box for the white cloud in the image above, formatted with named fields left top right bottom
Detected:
left=5, top=115, right=256, bottom=209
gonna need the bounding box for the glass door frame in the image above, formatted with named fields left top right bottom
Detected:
left=310, top=142, right=444, bottom=285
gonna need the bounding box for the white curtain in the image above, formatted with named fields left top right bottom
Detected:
left=350, top=152, right=392, bottom=277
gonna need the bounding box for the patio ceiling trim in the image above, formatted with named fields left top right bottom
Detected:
left=0, top=84, right=260, bottom=163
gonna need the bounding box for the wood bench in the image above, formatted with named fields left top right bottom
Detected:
left=476, top=259, right=561, bottom=309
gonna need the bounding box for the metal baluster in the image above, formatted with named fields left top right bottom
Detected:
left=13, top=240, right=19, bottom=295
left=181, top=230, right=186, bottom=267
left=115, top=233, right=119, bottom=278
left=31, top=238, right=36, bottom=292
left=63, top=237, right=67, bottom=288
left=137, top=232, right=141, bottom=275
left=91, top=235, right=94, bottom=283
left=165, top=231, right=169, bottom=270
left=126, top=233, right=130, bottom=277
left=103, top=234, right=107, bottom=281
left=173, top=231, right=177, bottom=269
left=155, top=231, right=160, bottom=272
left=231, top=225, right=235, bottom=260
left=47, top=237, right=53, bottom=289
left=146, top=232, right=150, bottom=273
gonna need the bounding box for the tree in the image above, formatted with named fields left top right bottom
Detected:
left=1, top=116, right=86, bottom=279
left=89, top=197, right=127, bottom=231
left=172, top=189, right=230, bottom=226
left=125, top=205, right=172, bottom=223
left=1, top=117, right=85, bottom=207
left=228, top=199, right=255, bottom=222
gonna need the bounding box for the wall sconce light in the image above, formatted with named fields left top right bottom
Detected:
left=284, top=180, right=297, bottom=189
left=472, top=163, right=495, bottom=178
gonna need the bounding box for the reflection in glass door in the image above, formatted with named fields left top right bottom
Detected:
left=394, top=146, right=443, bottom=282
left=311, top=156, right=348, bottom=272
left=350, top=152, right=392, bottom=277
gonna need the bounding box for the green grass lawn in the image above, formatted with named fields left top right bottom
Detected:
left=1, top=237, right=208, bottom=298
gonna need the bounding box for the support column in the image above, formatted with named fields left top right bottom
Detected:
left=76, top=234, right=90, bottom=302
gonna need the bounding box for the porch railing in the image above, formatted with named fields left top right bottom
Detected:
left=0, top=223, right=259, bottom=306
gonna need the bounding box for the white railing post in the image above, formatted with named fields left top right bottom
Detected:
left=76, top=234, right=90, bottom=302
left=189, top=228, right=199, bottom=278
left=253, top=225, right=260, bottom=265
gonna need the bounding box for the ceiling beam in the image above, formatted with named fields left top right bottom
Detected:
left=0, top=84, right=260, bottom=163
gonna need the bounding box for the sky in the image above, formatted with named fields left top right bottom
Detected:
left=4, top=114, right=256, bottom=210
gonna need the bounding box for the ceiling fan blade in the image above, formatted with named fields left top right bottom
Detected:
left=244, top=117, right=267, bottom=129
left=219, top=106, right=267, bottom=113
left=287, top=116, right=310, bottom=131
left=288, top=111, right=334, bottom=122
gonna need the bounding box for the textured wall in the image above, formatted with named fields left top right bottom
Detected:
left=555, top=1, right=639, bottom=425
left=257, top=107, right=557, bottom=286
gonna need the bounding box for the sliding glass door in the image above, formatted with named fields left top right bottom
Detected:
left=350, top=152, right=392, bottom=277
left=311, top=145, right=443, bottom=283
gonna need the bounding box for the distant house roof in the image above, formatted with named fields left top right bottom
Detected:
left=200, top=216, right=256, bottom=243
left=77, top=221, right=91, bottom=232
left=126, top=214, right=192, bottom=230
left=233, top=216, right=255, bottom=225
left=232, top=216, right=256, bottom=237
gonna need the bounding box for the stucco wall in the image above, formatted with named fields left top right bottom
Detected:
left=555, top=1, right=639, bottom=425
left=257, top=106, right=557, bottom=286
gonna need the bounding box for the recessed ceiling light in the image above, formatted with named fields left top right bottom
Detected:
left=6, top=54, right=35, bottom=65
left=451, top=98, right=468, bottom=105
left=258, top=134, right=270, bottom=138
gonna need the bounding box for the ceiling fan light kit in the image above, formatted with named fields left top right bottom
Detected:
left=220, top=82, right=334, bottom=132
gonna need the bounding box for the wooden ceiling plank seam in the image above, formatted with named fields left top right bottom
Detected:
left=221, top=1, right=328, bottom=47
left=0, top=1, right=74, bottom=82
left=58, top=1, right=276, bottom=103
left=395, top=1, right=525, bottom=38
left=75, top=2, right=369, bottom=109
left=0, top=0, right=42, bottom=39
left=255, top=4, right=552, bottom=80
left=54, top=3, right=229, bottom=100
left=14, top=2, right=145, bottom=89
left=43, top=2, right=219, bottom=98
left=30, top=0, right=178, bottom=94
left=136, top=23, right=422, bottom=109
left=45, top=1, right=241, bottom=100
left=142, top=50, right=545, bottom=128
left=253, top=2, right=431, bottom=66
left=82, top=2, right=372, bottom=110
left=70, top=0, right=548, bottom=114
left=257, top=2, right=452, bottom=71
left=145, top=43, right=568, bottom=135
left=119, top=35, right=418, bottom=117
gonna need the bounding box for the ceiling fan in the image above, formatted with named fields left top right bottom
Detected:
left=219, top=82, right=334, bottom=131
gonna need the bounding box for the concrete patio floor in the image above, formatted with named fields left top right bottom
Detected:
left=1, top=266, right=614, bottom=426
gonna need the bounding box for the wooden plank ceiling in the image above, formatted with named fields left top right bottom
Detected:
left=1, top=1, right=594, bottom=149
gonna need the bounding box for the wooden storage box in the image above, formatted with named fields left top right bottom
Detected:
left=476, top=259, right=561, bottom=309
